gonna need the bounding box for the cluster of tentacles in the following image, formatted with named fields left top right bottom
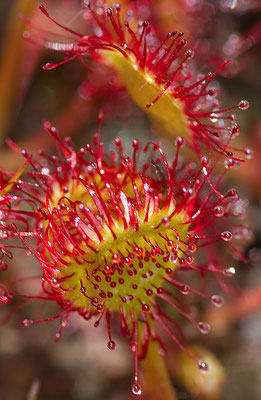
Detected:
left=23, top=1, right=251, bottom=161
left=0, top=1, right=252, bottom=395
left=0, top=120, right=243, bottom=393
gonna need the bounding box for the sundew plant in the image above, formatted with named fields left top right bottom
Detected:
left=0, top=1, right=257, bottom=399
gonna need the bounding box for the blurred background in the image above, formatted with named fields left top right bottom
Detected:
left=0, top=1, right=261, bottom=399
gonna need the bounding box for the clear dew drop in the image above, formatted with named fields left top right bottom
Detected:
left=142, top=304, right=150, bottom=312
left=175, top=137, right=184, bottom=147
left=21, top=319, right=33, bottom=327
left=122, top=156, right=132, bottom=168
left=167, top=240, right=175, bottom=249
left=197, top=321, right=211, bottom=334
left=224, top=158, right=234, bottom=169
left=23, top=30, right=30, bottom=39
left=198, top=361, right=209, bottom=373
left=238, top=100, right=249, bottom=110
left=162, top=216, right=170, bottom=226
left=107, top=340, right=116, bottom=351
left=221, top=231, right=233, bottom=241
left=52, top=278, right=60, bottom=288
left=185, top=49, right=194, bottom=59
left=210, top=113, right=218, bottom=123
left=170, top=253, right=178, bottom=263
left=223, top=267, right=236, bottom=277
left=42, top=62, right=54, bottom=70
left=106, top=7, right=114, bottom=17
left=41, top=167, right=50, bottom=175
left=186, top=255, right=194, bottom=265
left=180, top=285, right=190, bottom=295
left=210, top=294, right=224, bottom=307
left=227, top=188, right=237, bottom=198
left=201, top=156, right=209, bottom=167
left=214, top=206, right=224, bottom=217
left=188, top=243, right=197, bottom=253
left=61, top=320, right=68, bottom=328
left=0, top=294, right=11, bottom=304
left=132, top=383, right=142, bottom=395
left=244, top=147, right=253, bottom=159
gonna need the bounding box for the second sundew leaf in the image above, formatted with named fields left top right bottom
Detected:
left=39, top=2, right=250, bottom=161
left=103, top=51, right=190, bottom=139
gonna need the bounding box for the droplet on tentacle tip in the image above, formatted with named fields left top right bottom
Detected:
left=180, top=285, right=190, bottom=295
left=238, top=99, right=249, bottom=110
left=0, top=260, right=8, bottom=271
left=175, top=137, right=184, bottom=147
left=197, top=321, right=211, bottom=334
left=244, top=147, right=253, bottom=159
left=227, top=188, right=237, bottom=198
left=21, top=319, right=33, bottom=327
left=214, top=206, right=224, bottom=217
left=198, top=361, right=209, bottom=373
left=132, top=383, right=142, bottom=395
left=107, top=340, right=116, bottom=351
left=223, top=267, right=236, bottom=277
left=210, top=294, right=224, bottom=307
left=224, top=158, right=234, bottom=169
left=221, top=231, right=233, bottom=241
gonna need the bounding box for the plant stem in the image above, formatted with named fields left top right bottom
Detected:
left=141, top=339, right=178, bottom=400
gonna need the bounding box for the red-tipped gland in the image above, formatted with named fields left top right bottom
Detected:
left=238, top=100, right=249, bottom=110
left=210, top=295, right=224, bottom=307
left=21, top=319, right=33, bottom=327
left=223, top=267, right=236, bottom=277
left=132, top=383, right=142, bottom=395
left=221, top=231, right=233, bottom=241
left=244, top=147, right=253, bottom=159
left=214, top=206, right=224, bottom=217
left=198, top=361, right=209, bottom=373
left=0, top=291, right=13, bottom=304
left=227, top=188, right=237, bottom=198
left=197, top=322, right=211, bottom=334
left=39, top=4, right=49, bottom=17
left=107, top=340, right=116, bottom=350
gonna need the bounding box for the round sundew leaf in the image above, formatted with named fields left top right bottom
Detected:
left=53, top=203, right=188, bottom=315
